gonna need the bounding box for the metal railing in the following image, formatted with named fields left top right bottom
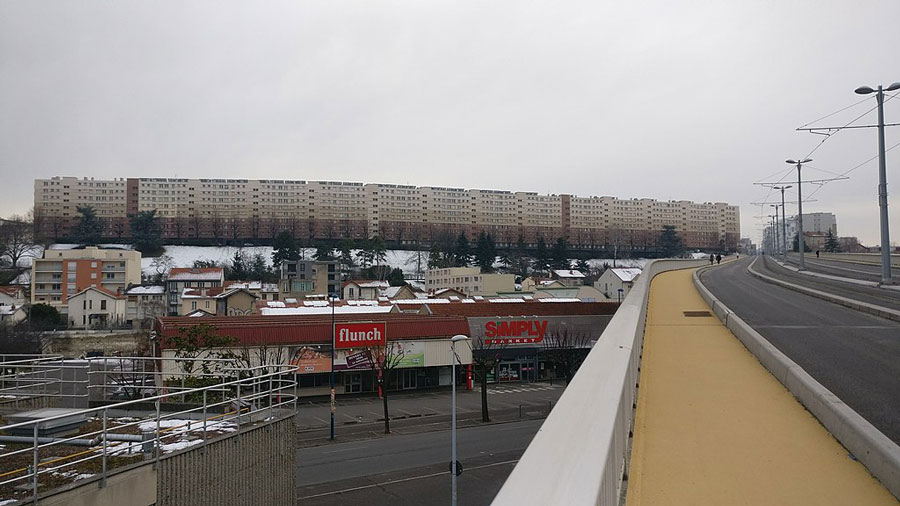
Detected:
left=0, top=362, right=298, bottom=505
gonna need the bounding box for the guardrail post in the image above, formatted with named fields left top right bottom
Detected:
left=32, top=423, right=38, bottom=503
left=154, top=399, right=161, bottom=468
left=202, top=389, right=208, bottom=446
left=101, top=409, right=108, bottom=488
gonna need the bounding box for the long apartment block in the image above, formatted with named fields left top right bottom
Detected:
left=34, top=176, right=740, bottom=250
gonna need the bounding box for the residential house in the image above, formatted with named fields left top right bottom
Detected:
left=181, top=287, right=258, bottom=316
left=595, top=268, right=642, bottom=301
left=0, top=304, right=27, bottom=325
left=31, top=246, right=141, bottom=316
left=342, top=280, right=389, bottom=300
left=67, top=286, right=127, bottom=329
left=166, top=267, right=225, bottom=315
left=551, top=269, right=586, bottom=287
left=0, top=286, right=27, bottom=307
left=424, top=267, right=515, bottom=296
left=124, top=285, right=167, bottom=325
left=280, top=259, right=340, bottom=300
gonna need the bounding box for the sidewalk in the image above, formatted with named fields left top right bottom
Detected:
left=625, top=268, right=896, bottom=505
left=295, top=382, right=565, bottom=447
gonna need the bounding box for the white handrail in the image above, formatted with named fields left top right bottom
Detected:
left=492, top=259, right=706, bottom=505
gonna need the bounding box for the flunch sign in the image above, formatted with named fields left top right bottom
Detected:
left=483, top=320, right=549, bottom=345
left=334, top=322, right=387, bottom=349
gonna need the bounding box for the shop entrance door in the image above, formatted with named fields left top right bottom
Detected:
left=401, top=369, right=417, bottom=389
left=500, top=363, right=521, bottom=382
left=345, top=373, right=362, bottom=393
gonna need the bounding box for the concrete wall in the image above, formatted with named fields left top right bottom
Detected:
left=33, top=413, right=295, bottom=506
left=41, top=330, right=149, bottom=357
left=156, top=412, right=296, bottom=506
left=39, top=465, right=156, bottom=506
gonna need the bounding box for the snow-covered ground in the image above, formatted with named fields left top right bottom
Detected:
left=38, top=243, right=652, bottom=279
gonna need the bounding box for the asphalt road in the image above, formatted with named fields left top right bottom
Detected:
left=758, top=256, right=900, bottom=309
left=701, top=258, right=900, bottom=445
left=297, top=419, right=543, bottom=505
left=784, top=253, right=894, bottom=284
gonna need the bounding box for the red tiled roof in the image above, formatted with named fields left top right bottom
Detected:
left=73, top=285, right=124, bottom=299
left=0, top=286, right=23, bottom=296
left=424, top=301, right=617, bottom=317
left=157, top=313, right=470, bottom=348
left=169, top=267, right=223, bottom=275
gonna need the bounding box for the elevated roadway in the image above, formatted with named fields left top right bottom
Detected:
left=701, top=258, right=900, bottom=445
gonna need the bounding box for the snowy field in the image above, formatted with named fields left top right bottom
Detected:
left=39, top=243, right=651, bottom=279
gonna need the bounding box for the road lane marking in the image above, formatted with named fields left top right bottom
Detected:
left=297, top=459, right=520, bottom=499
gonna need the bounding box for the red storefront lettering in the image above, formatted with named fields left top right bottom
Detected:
left=483, top=320, right=548, bottom=344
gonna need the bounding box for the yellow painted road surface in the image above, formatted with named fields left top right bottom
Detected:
left=625, top=268, right=897, bottom=506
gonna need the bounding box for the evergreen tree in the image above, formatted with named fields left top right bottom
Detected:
left=454, top=232, right=471, bottom=267
left=229, top=250, right=248, bottom=280
left=271, top=231, right=299, bottom=268
left=551, top=237, right=569, bottom=269
left=658, top=225, right=685, bottom=258
left=824, top=230, right=840, bottom=253
left=338, top=238, right=355, bottom=269
left=29, top=303, right=63, bottom=331
left=427, top=243, right=446, bottom=269
left=356, top=238, right=375, bottom=268
left=575, top=259, right=591, bottom=279
left=515, top=235, right=530, bottom=277
left=314, top=241, right=336, bottom=261
left=370, top=235, right=388, bottom=266
left=73, top=205, right=102, bottom=245
left=129, top=210, right=163, bottom=254
left=250, top=253, right=271, bottom=281
left=387, top=267, right=407, bottom=287
left=533, top=236, right=549, bottom=274
left=475, top=231, right=497, bottom=273
left=792, top=233, right=812, bottom=252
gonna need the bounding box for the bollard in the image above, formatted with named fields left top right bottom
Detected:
left=519, top=405, right=522, bottom=419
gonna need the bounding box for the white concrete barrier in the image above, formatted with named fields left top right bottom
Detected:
left=693, top=265, right=900, bottom=500
left=492, top=259, right=706, bottom=506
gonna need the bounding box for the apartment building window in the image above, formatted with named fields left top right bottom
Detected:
left=106, top=273, right=115, bottom=279
left=91, top=273, right=97, bottom=279
left=191, top=301, right=197, bottom=310
left=89, top=300, right=93, bottom=310
left=100, top=300, right=107, bottom=310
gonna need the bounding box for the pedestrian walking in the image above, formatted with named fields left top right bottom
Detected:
left=715, top=254, right=721, bottom=265
left=709, top=254, right=715, bottom=265
left=816, top=250, right=820, bottom=258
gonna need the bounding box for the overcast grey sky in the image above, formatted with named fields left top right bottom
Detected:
left=2, top=1, right=899, bottom=246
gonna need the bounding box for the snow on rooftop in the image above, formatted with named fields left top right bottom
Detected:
left=261, top=305, right=394, bottom=316
left=538, top=298, right=582, bottom=303
left=266, top=301, right=286, bottom=308
left=611, top=268, right=642, bottom=282
left=125, top=286, right=165, bottom=295
left=302, top=300, right=329, bottom=307
left=168, top=270, right=223, bottom=281
left=391, top=298, right=450, bottom=304
left=488, top=298, right=525, bottom=303
left=382, top=286, right=402, bottom=298
left=553, top=269, right=585, bottom=278
left=461, top=299, right=476, bottom=303
left=346, top=300, right=380, bottom=306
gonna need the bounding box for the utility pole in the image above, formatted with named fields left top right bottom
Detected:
left=770, top=206, right=780, bottom=257
left=855, top=82, right=900, bottom=284
left=786, top=158, right=812, bottom=270
left=773, top=186, right=792, bottom=261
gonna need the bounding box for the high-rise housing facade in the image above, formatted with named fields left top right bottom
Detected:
left=34, top=176, right=740, bottom=250
left=31, top=246, right=142, bottom=314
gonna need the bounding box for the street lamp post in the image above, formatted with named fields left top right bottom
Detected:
left=330, top=293, right=337, bottom=441
left=770, top=209, right=780, bottom=255
left=450, top=334, right=468, bottom=506
left=786, top=158, right=812, bottom=270
left=773, top=185, right=792, bottom=260
left=855, top=81, right=900, bottom=284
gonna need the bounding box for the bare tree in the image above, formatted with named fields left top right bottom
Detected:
left=540, top=326, right=593, bottom=385
left=366, top=341, right=406, bottom=434
left=232, top=342, right=289, bottom=377
left=0, top=214, right=37, bottom=268
left=470, top=338, right=506, bottom=422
